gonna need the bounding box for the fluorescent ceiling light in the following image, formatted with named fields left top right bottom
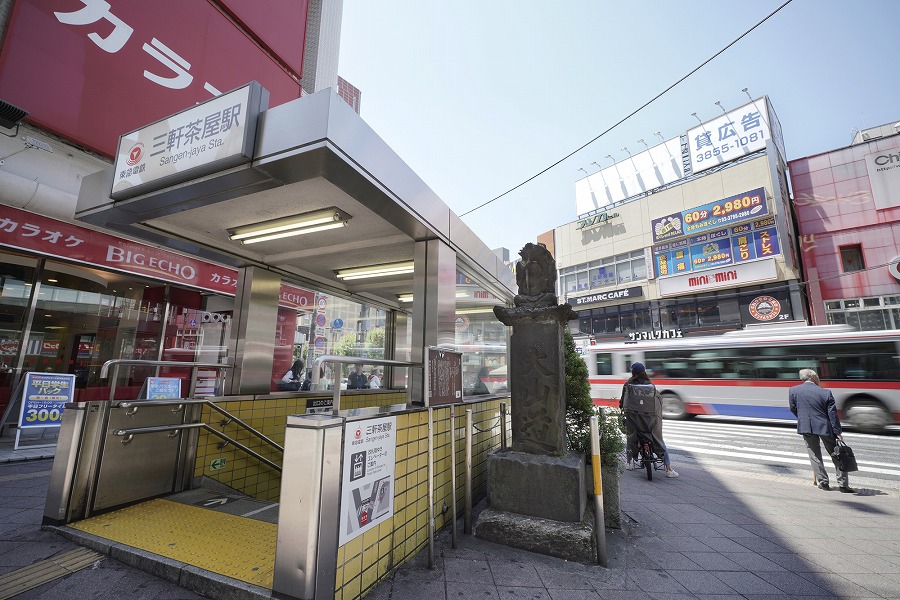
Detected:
left=456, top=307, right=497, bottom=315
left=397, top=294, right=414, bottom=303
left=228, top=208, right=350, bottom=244
left=335, top=261, right=415, bottom=281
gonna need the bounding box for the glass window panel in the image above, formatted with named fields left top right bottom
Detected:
left=614, top=253, right=629, bottom=263
left=675, top=303, right=697, bottom=327
left=840, top=244, right=865, bottom=273
left=577, top=271, right=589, bottom=291
left=616, top=262, right=631, bottom=284
left=824, top=301, right=842, bottom=310
left=632, top=258, right=646, bottom=281
left=457, top=270, right=508, bottom=396
left=863, top=297, right=881, bottom=307
left=844, top=299, right=860, bottom=309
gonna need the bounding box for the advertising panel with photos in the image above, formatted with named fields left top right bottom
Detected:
left=652, top=188, right=781, bottom=278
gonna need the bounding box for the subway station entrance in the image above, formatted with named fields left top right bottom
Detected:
left=40, top=87, right=516, bottom=600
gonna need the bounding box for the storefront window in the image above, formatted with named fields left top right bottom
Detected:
left=0, top=251, right=37, bottom=419
left=456, top=270, right=508, bottom=396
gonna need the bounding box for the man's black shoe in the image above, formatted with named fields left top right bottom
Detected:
left=839, top=486, right=856, bottom=493
left=817, top=482, right=830, bottom=490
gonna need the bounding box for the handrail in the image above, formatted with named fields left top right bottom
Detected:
left=311, top=355, right=424, bottom=412
left=100, top=358, right=232, bottom=402
left=112, top=422, right=282, bottom=473
left=115, top=398, right=284, bottom=454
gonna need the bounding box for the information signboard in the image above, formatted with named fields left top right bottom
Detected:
left=339, top=416, right=396, bottom=546
left=15, top=372, right=76, bottom=450
left=146, top=377, right=182, bottom=399
left=427, top=348, right=462, bottom=407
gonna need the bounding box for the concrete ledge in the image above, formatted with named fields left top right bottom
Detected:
left=474, top=506, right=595, bottom=564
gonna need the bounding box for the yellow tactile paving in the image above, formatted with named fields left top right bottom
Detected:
left=71, top=499, right=276, bottom=588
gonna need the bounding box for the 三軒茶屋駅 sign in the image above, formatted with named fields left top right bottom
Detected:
left=110, top=82, right=268, bottom=200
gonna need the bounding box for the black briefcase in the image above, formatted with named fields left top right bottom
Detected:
left=832, top=440, right=858, bottom=472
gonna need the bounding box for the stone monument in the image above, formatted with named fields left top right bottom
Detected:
left=475, top=243, right=596, bottom=563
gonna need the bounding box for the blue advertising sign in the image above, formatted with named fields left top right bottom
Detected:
left=689, top=239, right=734, bottom=271
left=653, top=218, right=781, bottom=278
left=18, top=372, right=75, bottom=429
left=147, top=377, right=182, bottom=400
left=651, top=188, right=769, bottom=243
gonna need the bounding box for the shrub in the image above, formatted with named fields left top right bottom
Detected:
left=564, top=330, right=593, bottom=455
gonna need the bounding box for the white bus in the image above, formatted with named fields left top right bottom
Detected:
left=583, top=325, right=900, bottom=433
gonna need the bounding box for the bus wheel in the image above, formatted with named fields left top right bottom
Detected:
left=844, top=399, right=891, bottom=434
left=661, top=393, right=689, bottom=420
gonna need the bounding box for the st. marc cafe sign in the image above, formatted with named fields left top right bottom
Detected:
left=567, top=286, right=643, bottom=306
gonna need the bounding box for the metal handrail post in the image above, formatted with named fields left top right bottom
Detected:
left=500, top=402, right=507, bottom=450
left=590, top=414, right=608, bottom=566
left=450, top=406, right=458, bottom=548
left=464, top=408, right=473, bottom=535
left=426, top=407, right=435, bottom=568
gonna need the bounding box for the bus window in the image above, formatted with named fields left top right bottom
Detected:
left=595, top=353, right=613, bottom=375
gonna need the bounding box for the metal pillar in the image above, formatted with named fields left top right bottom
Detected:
left=273, top=414, right=344, bottom=600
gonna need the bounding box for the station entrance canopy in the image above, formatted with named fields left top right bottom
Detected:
left=75, top=87, right=514, bottom=309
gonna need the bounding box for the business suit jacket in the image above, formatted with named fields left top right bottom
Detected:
left=788, top=380, right=842, bottom=436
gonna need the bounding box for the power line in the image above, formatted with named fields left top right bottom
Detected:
left=459, top=0, right=795, bottom=218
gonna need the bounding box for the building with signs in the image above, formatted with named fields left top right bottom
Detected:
left=0, top=2, right=515, bottom=423
left=789, top=121, right=900, bottom=330
left=552, top=96, right=805, bottom=343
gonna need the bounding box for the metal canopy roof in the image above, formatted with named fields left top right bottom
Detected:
left=75, top=89, right=515, bottom=308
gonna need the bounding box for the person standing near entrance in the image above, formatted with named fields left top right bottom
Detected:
left=788, top=368, right=854, bottom=493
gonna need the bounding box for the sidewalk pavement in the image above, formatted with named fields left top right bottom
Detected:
left=2, top=448, right=900, bottom=599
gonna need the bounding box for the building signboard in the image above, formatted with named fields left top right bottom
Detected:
left=0, top=0, right=303, bottom=157
left=864, top=149, right=900, bottom=210
left=687, top=98, right=773, bottom=174
left=651, top=188, right=769, bottom=243
left=567, top=286, right=643, bottom=307
left=575, top=136, right=683, bottom=215
left=575, top=211, right=620, bottom=230
left=111, top=82, right=267, bottom=200
left=657, top=257, right=778, bottom=297
left=627, top=329, right=684, bottom=342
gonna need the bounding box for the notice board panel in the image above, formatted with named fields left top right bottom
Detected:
left=427, top=347, right=462, bottom=407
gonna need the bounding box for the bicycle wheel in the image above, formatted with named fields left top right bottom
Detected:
left=642, top=444, right=653, bottom=480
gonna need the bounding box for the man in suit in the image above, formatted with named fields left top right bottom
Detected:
left=788, top=368, right=854, bottom=493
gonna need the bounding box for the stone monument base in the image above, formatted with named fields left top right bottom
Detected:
left=475, top=506, right=596, bottom=564
left=487, top=450, right=585, bottom=522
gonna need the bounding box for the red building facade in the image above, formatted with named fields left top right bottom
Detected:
left=789, top=126, right=900, bottom=329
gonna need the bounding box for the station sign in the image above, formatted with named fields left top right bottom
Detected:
left=111, top=82, right=267, bottom=200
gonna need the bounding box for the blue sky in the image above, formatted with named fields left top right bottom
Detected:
left=338, top=0, right=900, bottom=255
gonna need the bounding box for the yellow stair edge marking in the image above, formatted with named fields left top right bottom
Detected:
left=71, top=498, right=277, bottom=588
left=0, top=548, right=102, bottom=600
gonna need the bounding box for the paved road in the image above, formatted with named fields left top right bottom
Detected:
left=662, top=417, right=900, bottom=491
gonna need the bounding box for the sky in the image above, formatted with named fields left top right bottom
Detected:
left=337, top=0, right=900, bottom=255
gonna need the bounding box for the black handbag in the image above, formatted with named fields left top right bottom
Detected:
left=832, top=440, right=858, bottom=472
